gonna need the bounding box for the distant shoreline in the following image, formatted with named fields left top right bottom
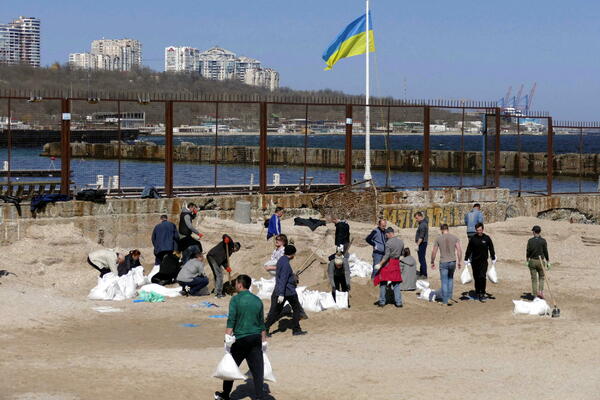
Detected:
left=143, top=131, right=556, bottom=137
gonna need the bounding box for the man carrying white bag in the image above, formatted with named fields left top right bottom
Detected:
left=214, top=275, right=271, bottom=400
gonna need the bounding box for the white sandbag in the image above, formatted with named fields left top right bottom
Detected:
left=416, top=280, right=430, bottom=290
left=512, top=300, right=531, bottom=315
left=529, top=298, right=551, bottom=316
left=348, top=253, right=373, bottom=278
left=295, top=286, right=307, bottom=298
left=213, top=352, right=246, bottom=381
left=257, top=278, right=275, bottom=299
left=301, top=290, right=322, bottom=313
left=512, top=299, right=551, bottom=316
left=461, top=264, right=473, bottom=284
left=245, top=353, right=277, bottom=383
left=319, top=292, right=338, bottom=310
left=487, top=264, right=498, bottom=284
left=263, top=353, right=276, bottom=383
left=138, top=283, right=182, bottom=298
left=147, top=265, right=160, bottom=282
left=88, top=273, right=119, bottom=301
left=418, top=288, right=436, bottom=302
left=117, top=272, right=137, bottom=299
left=335, top=290, right=349, bottom=309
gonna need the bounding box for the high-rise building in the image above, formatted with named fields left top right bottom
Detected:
left=69, top=38, right=142, bottom=71
left=0, top=16, right=41, bottom=67
left=164, top=45, right=279, bottom=90
left=165, top=46, right=200, bottom=72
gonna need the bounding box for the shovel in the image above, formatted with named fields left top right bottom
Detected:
left=539, top=256, right=560, bottom=318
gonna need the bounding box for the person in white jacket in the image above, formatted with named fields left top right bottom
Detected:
left=263, top=234, right=288, bottom=276
left=87, top=249, right=124, bottom=277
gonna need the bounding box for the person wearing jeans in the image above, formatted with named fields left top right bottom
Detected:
left=414, top=212, right=429, bottom=277
left=374, top=228, right=404, bottom=308
left=431, top=223, right=462, bottom=305
left=366, top=219, right=387, bottom=279
left=176, top=251, right=209, bottom=296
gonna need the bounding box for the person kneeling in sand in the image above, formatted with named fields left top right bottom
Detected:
left=177, top=251, right=209, bottom=296
left=328, top=246, right=351, bottom=307
left=264, top=234, right=287, bottom=276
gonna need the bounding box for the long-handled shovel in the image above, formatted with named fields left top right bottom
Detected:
left=539, top=256, right=560, bottom=318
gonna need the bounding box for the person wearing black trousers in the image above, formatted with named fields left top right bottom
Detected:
left=332, top=216, right=350, bottom=255
left=327, top=248, right=351, bottom=307
left=464, top=222, right=496, bottom=302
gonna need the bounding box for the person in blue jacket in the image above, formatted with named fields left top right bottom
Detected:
left=365, top=218, right=387, bottom=278
left=151, top=214, right=179, bottom=265
left=266, top=207, right=284, bottom=240
left=464, top=203, right=484, bottom=240
left=264, top=245, right=307, bottom=336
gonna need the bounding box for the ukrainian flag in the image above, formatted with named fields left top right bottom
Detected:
left=322, top=12, right=375, bottom=71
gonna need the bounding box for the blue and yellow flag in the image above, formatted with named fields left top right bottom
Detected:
left=322, top=12, right=375, bottom=71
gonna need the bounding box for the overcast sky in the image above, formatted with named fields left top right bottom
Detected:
left=2, top=0, right=600, bottom=120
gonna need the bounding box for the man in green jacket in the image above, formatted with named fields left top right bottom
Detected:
left=215, top=275, right=267, bottom=400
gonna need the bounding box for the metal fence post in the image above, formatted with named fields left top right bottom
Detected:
left=259, top=102, right=267, bottom=193
left=345, top=104, right=353, bottom=186
left=494, top=108, right=501, bottom=187
left=165, top=100, right=174, bottom=197
left=60, top=98, right=71, bottom=195
left=423, top=106, right=430, bottom=190
left=547, top=117, right=554, bottom=196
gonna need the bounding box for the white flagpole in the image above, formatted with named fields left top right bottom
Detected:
left=364, top=0, right=372, bottom=183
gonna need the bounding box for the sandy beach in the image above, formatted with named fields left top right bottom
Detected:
left=1, top=215, right=599, bottom=399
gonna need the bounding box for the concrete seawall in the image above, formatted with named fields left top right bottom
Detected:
left=42, top=142, right=600, bottom=178
left=1, top=188, right=599, bottom=249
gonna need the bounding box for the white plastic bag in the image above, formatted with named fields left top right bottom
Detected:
left=263, top=353, right=276, bottom=382
left=348, top=253, right=373, bottom=278
left=132, top=266, right=146, bottom=286
left=213, top=352, right=246, bottom=381
left=138, top=283, right=182, bottom=298
left=512, top=300, right=531, bottom=315
left=319, top=292, right=338, bottom=310
left=487, top=264, right=498, bottom=284
left=335, top=290, right=349, bottom=309
left=461, top=263, right=473, bottom=284
left=529, top=298, right=551, bottom=316
left=88, top=273, right=119, bottom=301
left=416, top=280, right=430, bottom=290
left=257, top=278, right=275, bottom=299
left=418, top=288, right=436, bottom=302
left=147, top=264, right=160, bottom=282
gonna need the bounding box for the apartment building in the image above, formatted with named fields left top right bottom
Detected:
left=69, top=38, right=142, bottom=71
left=0, top=16, right=41, bottom=67
left=164, top=45, right=279, bottom=90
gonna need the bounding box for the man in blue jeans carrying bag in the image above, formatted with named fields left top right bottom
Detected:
left=430, top=224, right=463, bottom=306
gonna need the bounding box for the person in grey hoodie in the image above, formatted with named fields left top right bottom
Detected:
left=414, top=212, right=429, bottom=278
left=176, top=251, right=209, bottom=296
left=365, top=219, right=387, bottom=278
left=464, top=203, right=484, bottom=240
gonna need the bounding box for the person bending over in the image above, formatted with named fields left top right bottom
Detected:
left=87, top=249, right=123, bottom=277
left=327, top=247, right=351, bottom=307
left=177, top=250, right=209, bottom=296
left=207, top=234, right=241, bottom=298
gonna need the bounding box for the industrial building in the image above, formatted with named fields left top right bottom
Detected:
left=69, top=39, right=142, bottom=71
left=0, top=16, right=41, bottom=67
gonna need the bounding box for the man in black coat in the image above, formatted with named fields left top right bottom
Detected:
left=332, top=216, right=350, bottom=255
left=464, top=222, right=496, bottom=302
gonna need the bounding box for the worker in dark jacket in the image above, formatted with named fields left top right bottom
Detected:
left=206, top=234, right=241, bottom=298
left=151, top=214, right=179, bottom=265
left=117, top=249, right=142, bottom=276
left=264, top=245, right=307, bottom=336
left=328, top=248, right=351, bottom=306
left=366, top=219, right=387, bottom=278
left=332, top=216, right=350, bottom=254
left=178, top=203, right=203, bottom=253
left=464, top=222, right=496, bottom=302
left=414, top=212, right=429, bottom=278
left=526, top=225, right=549, bottom=299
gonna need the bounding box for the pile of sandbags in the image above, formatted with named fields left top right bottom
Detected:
left=416, top=280, right=437, bottom=302
left=348, top=254, right=373, bottom=278
left=251, top=277, right=276, bottom=300
left=252, top=278, right=347, bottom=312
left=512, top=298, right=551, bottom=316
left=88, top=266, right=147, bottom=301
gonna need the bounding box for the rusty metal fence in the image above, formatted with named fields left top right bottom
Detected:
left=0, top=89, right=597, bottom=198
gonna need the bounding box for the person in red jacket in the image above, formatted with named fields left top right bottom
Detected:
left=373, top=228, right=404, bottom=308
